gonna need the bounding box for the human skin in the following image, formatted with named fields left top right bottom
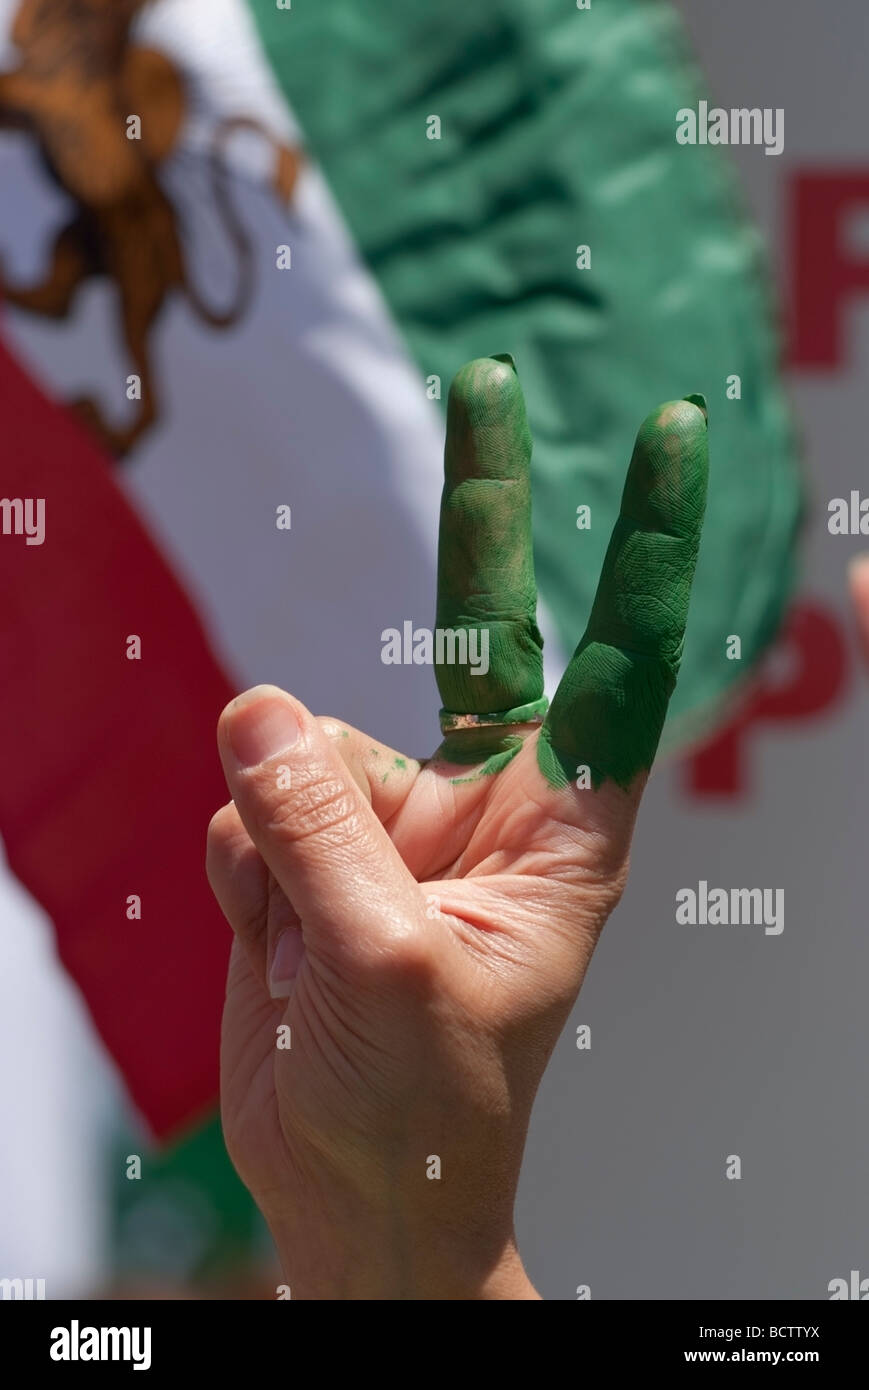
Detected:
left=206, top=357, right=708, bottom=1299
left=849, top=554, right=869, bottom=661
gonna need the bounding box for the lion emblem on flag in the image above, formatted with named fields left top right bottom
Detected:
left=0, top=0, right=303, bottom=456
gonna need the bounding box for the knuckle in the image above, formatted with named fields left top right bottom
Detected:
left=258, top=764, right=363, bottom=850
left=374, top=924, right=441, bottom=992
left=236, top=892, right=269, bottom=947
left=206, top=803, right=245, bottom=877
left=207, top=802, right=235, bottom=846
left=316, top=715, right=350, bottom=740
left=342, top=900, right=441, bottom=991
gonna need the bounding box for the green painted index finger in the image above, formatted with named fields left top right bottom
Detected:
left=435, top=355, right=544, bottom=718
left=538, top=396, right=709, bottom=791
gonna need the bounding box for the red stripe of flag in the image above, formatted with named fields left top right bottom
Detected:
left=0, top=338, right=234, bottom=1138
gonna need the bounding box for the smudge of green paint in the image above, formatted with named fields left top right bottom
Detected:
left=393, top=757, right=407, bottom=770
left=537, top=397, right=708, bottom=791
left=433, top=728, right=525, bottom=782
left=435, top=356, right=544, bottom=717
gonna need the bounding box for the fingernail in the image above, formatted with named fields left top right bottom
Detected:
left=683, top=393, right=708, bottom=424
left=491, top=352, right=517, bottom=372
left=227, top=692, right=300, bottom=769
left=269, top=928, right=304, bottom=998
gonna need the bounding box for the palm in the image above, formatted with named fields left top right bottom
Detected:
left=220, top=723, right=631, bottom=1198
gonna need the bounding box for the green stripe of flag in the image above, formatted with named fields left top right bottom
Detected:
left=250, top=0, right=801, bottom=747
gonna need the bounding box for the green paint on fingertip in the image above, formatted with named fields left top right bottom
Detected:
left=537, top=396, right=708, bottom=792
left=435, top=356, right=544, bottom=715
left=393, top=757, right=407, bottom=770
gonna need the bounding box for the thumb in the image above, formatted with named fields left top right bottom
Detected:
left=217, top=685, right=424, bottom=971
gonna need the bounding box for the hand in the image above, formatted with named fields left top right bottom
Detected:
left=206, top=357, right=709, bottom=1300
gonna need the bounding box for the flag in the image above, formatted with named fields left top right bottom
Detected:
left=0, top=0, right=800, bottom=1263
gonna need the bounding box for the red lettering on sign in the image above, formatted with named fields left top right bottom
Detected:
left=684, top=602, right=849, bottom=797
left=790, top=171, right=869, bottom=369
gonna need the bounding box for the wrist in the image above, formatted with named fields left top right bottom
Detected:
left=267, top=1209, right=538, bottom=1299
